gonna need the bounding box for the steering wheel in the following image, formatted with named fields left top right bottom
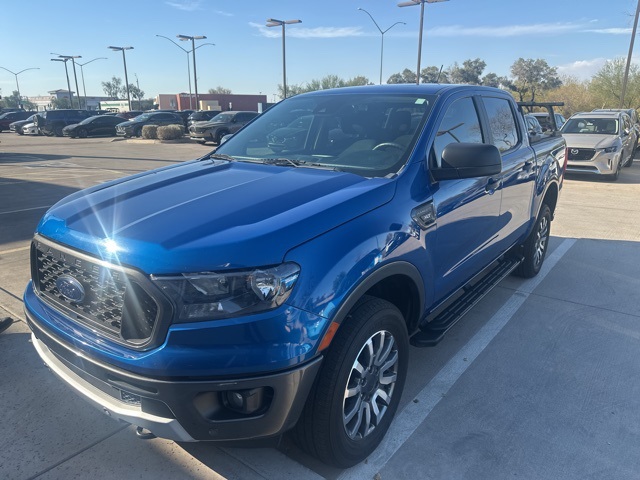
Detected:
left=373, top=142, right=404, bottom=151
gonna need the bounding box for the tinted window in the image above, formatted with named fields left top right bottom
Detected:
left=483, top=97, right=518, bottom=152
left=432, top=97, right=483, bottom=168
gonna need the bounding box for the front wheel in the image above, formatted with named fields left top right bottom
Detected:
left=293, top=296, right=409, bottom=468
left=514, top=203, right=551, bottom=278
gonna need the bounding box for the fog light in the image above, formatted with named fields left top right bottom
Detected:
left=223, top=387, right=266, bottom=415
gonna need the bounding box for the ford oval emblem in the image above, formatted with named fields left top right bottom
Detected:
left=55, top=275, right=86, bottom=303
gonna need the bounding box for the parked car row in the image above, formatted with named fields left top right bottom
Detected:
left=2, top=108, right=253, bottom=143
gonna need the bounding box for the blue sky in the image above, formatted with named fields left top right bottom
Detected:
left=1, top=0, right=639, bottom=101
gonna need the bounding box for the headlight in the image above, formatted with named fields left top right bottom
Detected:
left=151, top=263, right=300, bottom=322
left=603, top=145, right=618, bottom=153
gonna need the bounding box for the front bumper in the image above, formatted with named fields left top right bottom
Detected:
left=27, top=307, right=322, bottom=442
left=566, top=150, right=621, bottom=175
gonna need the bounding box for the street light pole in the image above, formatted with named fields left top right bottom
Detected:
left=266, top=18, right=302, bottom=99
left=157, top=34, right=192, bottom=109
left=358, top=8, right=405, bottom=85
left=52, top=54, right=82, bottom=108
left=108, top=46, right=134, bottom=111
left=51, top=58, right=74, bottom=106
left=0, top=66, right=39, bottom=108
left=77, top=57, right=107, bottom=110
left=621, top=0, right=640, bottom=108
left=177, top=35, right=207, bottom=109
left=398, top=0, right=448, bottom=85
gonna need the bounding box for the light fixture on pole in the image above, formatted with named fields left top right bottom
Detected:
left=108, top=46, right=134, bottom=111
left=397, top=0, right=448, bottom=85
left=76, top=57, right=107, bottom=110
left=0, top=66, right=40, bottom=108
left=157, top=35, right=214, bottom=110
left=266, top=18, right=302, bottom=99
left=358, top=8, right=405, bottom=85
left=50, top=58, right=74, bottom=106
left=52, top=54, right=82, bottom=108
left=177, top=35, right=207, bottom=109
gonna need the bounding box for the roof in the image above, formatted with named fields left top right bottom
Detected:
left=297, top=83, right=508, bottom=98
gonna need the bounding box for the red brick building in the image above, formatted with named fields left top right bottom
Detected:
left=155, top=93, right=268, bottom=111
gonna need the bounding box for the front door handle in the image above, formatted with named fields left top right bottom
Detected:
left=485, top=177, right=501, bottom=193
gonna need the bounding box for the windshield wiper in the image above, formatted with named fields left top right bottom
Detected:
left=204, top=153, right=236, bottom=162
left=263, top=157, right=302, bottom=167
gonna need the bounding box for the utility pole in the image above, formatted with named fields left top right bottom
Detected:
left=621, top=0, right=640, bottom=108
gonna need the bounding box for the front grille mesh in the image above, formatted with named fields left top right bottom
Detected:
left=33, top=239, right=160, bottom=346
left=568, top=148, right=596, bottom=161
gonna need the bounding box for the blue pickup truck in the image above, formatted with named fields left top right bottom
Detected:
left=24, top=84, right=566, bottom=467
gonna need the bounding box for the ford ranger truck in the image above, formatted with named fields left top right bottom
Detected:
left=24, top=84, right=566, bottom=468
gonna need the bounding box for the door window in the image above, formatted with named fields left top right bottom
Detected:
left=483, top=97, right=519, bottom=153
left=431, top=97, right=483, bottom=168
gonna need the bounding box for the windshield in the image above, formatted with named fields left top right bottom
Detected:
left=134, top=113, right=152, bottom=121
left=562, top=117, right=618, bottom=135
left=212, top=113, right=234, bottom=123
left=216, top=92, right=435, bottom=178
left=80, top=116, right=100, bottom=125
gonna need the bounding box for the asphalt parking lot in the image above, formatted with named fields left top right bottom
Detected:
left=1, top=133, right=640, bottom=480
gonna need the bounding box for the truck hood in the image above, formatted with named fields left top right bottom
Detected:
left=562, top=133, right=619, bottom=149
left=37, top=159, right=396, bottom=274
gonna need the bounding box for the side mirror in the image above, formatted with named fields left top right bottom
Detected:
left=220, top=133, right=234, bottom=145
left=432, top=143, right=502, bottom=181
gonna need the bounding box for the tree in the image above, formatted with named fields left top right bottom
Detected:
left=0, top=90, right=36, bottom=110
left=102, top=76, right=123, bottom=99
left=589, top=57, right=640, bottom=109
left=387, top=68, right=417, bottom=84
left=510, top=58, right=562, bottom=102
left=538, top=75, right=594, bottom=118
left=128, top=84, right=145, bottom=109
left=449, top=58, right=486, bottom=85
left=208, top=86, right=232, bottom=94
left=51, top=97, right=71, bottom=109
left=276, top=75, right=371, bottom=98
left=420, top=66, right=449, bottom=84
left=481, top=73, right=512, bottom=89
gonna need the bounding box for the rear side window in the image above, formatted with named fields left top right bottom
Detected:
left=483, top=97, right=519, bottom=152
left=432, top=97, right=483, bottom=168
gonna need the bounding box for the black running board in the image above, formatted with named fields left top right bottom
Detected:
left=410, top=257, right=522, bottom=347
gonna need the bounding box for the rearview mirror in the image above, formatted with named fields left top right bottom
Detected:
left=432, top=143, right=502, bottom=181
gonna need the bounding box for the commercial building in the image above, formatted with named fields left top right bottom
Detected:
left=154, top=93, right=268, bottom=112
left=27, top=90, right=113, bottom=111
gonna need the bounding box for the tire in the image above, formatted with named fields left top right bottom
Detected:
left=293, top=296, right=409, bottom=468
left=77, top=128, right=88, bottom=138
left=624, top=144, right=636, bottom=167
left=514, top=203, right=551, bottom=278
left=215, top=130, right=228, bottom=145
left=54, top=125, right=64, bottom=137
left=135, top=127, right=142, bottom=137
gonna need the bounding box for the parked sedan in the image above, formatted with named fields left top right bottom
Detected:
left=9, top=115, right=36, bottom=135
left=22, top=122, right=39, bottom=135
left=62, top=115, right=124, bottom=138
left=115, top=112, right=184, bottom=137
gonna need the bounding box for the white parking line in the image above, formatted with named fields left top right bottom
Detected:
left=0, top=245, right=31, bottom=255
left=0, top=205, right=50, bottom=215
left=338, top=238, right=577, bottom=480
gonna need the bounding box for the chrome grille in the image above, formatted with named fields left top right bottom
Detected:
left=567, top=148, right=595, bottom=161
left=32, top=237, right=161, bottom=347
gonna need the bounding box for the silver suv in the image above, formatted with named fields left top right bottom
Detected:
left=561, top=111, right=636, bottom=181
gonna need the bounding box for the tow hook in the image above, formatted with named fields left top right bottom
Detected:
left=135, top=426, right=156, bottom=439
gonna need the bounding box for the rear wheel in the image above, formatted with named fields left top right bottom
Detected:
left=514, top=203, right=551, bottom=278
left=293, top=296, right=408, bottom=467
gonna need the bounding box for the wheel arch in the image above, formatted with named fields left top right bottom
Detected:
left=330, top=261, right=425, bottom=336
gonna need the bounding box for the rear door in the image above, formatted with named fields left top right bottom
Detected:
left=480, top=96, right=535, bottom=250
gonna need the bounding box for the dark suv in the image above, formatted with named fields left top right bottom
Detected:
left=115, top=111, right=184, bottom=137
left=189, top=111, right=259, bottom=144
left=187, top=110, right=220, bottom=128
left=33, top=110, right=94, bottom=136
left=0, top=110, right=35, bottom=131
